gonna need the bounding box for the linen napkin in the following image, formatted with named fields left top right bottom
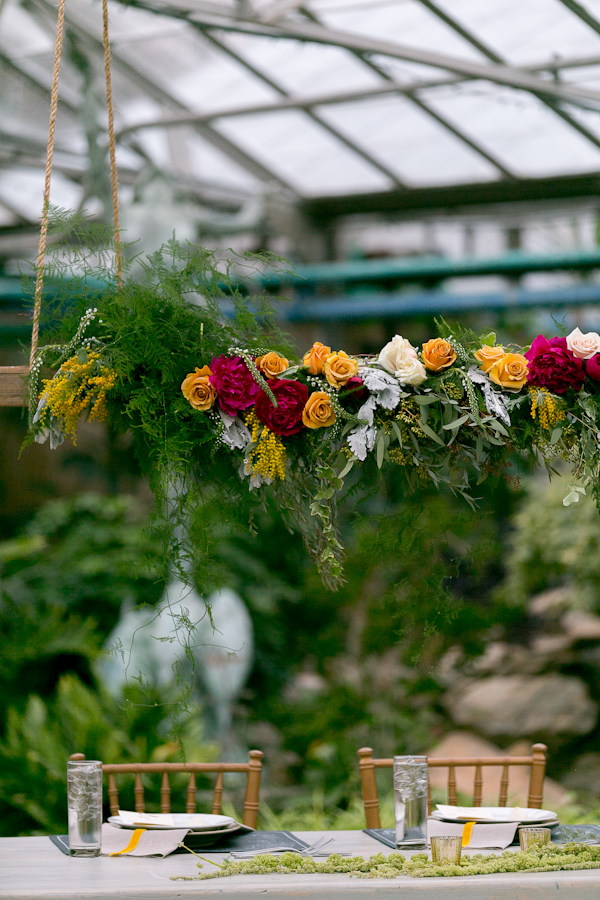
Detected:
left=427, top=817, right=518, bottom=850
left=101, top=822, right=189, bottom=857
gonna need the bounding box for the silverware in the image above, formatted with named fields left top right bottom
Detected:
left=230, top=836, right=351, bottom=859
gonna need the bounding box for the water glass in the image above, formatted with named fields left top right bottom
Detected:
left=519, top=827, right=551, bottom=851
left=431, top=835, right=462, bottom=865
left=393, top=755, right=428, bottom=848
left=67, top=759, right=103, bottom=857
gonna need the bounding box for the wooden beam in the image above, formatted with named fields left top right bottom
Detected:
left=0, top=366, right=29, bottom=406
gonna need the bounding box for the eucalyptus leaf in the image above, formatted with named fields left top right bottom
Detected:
left=419, top=422, right=445, bottom=447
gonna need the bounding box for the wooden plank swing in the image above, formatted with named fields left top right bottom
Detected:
left=0, top=0, right=122, bottom=408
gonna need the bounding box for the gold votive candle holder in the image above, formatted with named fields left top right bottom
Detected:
left=430, top=835, right=462, bottom=865
left=519, top=827, right=551, bottom=851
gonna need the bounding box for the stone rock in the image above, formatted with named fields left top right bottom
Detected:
left=427, top=731, right=569, bottom=807
left=529, top=634, right=573, bottom=656
left=563, top=753, right=600, bottom=796
left=562, top=610, right=600, bottom=641
left=444, top=674, right=597, bottom=738
left=528, top=587, right=577, bottom=617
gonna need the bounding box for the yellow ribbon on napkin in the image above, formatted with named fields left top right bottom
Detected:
left=109, top=828, right=146, bottom=856
left=461, top=821, right=476, bottom=847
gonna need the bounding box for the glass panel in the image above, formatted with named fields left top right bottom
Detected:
left=421, top=81, right=600, bottom=175
left=215, top=109, right=393, bottom=194
left=309, top=0, right=488, bottom=61
left=221, top=32, right=383, bottom=95
left=316, top=94, right=498, bottom=184
left=429, top=0, right=600, bottom=65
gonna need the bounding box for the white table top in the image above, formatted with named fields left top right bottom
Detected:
left=2, top=831, right=600, bottom=900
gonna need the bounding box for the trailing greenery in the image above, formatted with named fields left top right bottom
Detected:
left=27, top=219, right=600, bottom=589
left=173, top=843, right=600, bottom=881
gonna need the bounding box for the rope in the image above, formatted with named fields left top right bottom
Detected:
left=29, top=0, right=123, bottom=369
left=102, top=0, right=123, bottom=285
left=30, top=0, right=66, bottom=368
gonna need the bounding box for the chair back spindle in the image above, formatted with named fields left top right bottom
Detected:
left=357, top=744, right=547, bottom=827
left=358, top=747, right=381, bottom=829
left=499, top=764, right=510, bottom=807
left=134, top=773, right=145, bottom=813
left=186, top=773, right=197, bottom=814
left=160, top=772, right=170, bottom=813
left=212, top=771, right=224, bottom=815
left=447, top=765, right=457, bottom=806
left=107, top=773, right=119, bottom=816
left=69, top=750, right=264, bottom=828
left=473, top=764, right=483, bottom=807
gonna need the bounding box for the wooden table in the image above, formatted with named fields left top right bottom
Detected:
left=2, top=830, right=600, bottom=900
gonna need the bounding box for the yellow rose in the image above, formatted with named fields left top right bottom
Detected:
left=324, top=351, right=358, bottom=389
left=302, top=391, right=336, bottom=429
left=181, top=365, right=216, bottom=411
left=488, top=353, right=529, bottom=391
left=474, top=345, right=506, bottom=373
left=303, top=341, right=331, bottom=375
left=255, top=351, right=289, bottom=378
left=422, top=338, right=457, bottom=372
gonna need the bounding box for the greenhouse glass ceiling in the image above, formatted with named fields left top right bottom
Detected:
left=4, top=0, right=600, bottom=225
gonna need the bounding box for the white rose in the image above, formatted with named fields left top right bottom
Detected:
left=395, top=356, right=427, bottom=387
left=378, top=335, right=418, bottom=374
left=566, top=326, right=600, bottom=359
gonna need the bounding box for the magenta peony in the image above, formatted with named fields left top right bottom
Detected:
left=586, top=355, right=600, bottom=380
left=255, top=378, right=308, bottom=436
left=525, top=335, right=584, bottom=394
left=209, top=355, right=260, bottom=416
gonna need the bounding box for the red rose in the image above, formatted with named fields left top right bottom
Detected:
left=586, top=354, right=600, bottom=380
left=255, top=379, right=308, bottom=436
left=209, top=355, right=260, bottom=416
left=339, top=376, right=367, bottom=409
left=525, top=336, right=584, bottom=394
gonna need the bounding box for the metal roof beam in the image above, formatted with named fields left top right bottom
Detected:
left=297, top=5, right=515, bottom=180
left=415, top=0, right=503, bottom=63
left=302, top=170, right=600, bottom=221
left=29, top=0, right=299, bottom=194
left=117, top=81, right=461, bottom=135
left=200, top=32, right=404, bottom=188
left=556, top=0, right=600, bottom=37
left=190, top=15, right=600, bottom=109
left=0, top=50, right=80, bottom=115
left=416, top=0, right=600, bottom=157
left=125, top=0, right=600, bottom=108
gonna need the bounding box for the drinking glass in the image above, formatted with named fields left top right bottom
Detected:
left=431, top=835, right=462, bottom=865
left=519, top=827, right=551, bottom=851
left=393, top=755, right=428, bottom=848
left=67, top=759, right=103, bottom=857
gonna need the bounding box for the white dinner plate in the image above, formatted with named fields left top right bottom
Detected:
left=433, top=805, right=557, bottom=824
left=108, top=812, right=235, bottom=831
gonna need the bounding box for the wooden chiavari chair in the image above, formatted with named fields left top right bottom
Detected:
left=69, top=750, right=263, bottom=828
left=357, top=744, right=547, bottom=828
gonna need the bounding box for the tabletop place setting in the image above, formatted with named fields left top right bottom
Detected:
left=7, top=748, right=590, bottom=899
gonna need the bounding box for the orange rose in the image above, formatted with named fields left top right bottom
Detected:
left=181, top=365, right=216, bottom=411
left=255, top=351, right=289, bottom=378
left=303, top=341, right=331, bottom=375
left=324, top=351, right=358, bottom=389
left=474, top=345, right=506, bottom=373
left=302, top=391, right=336, bottom=429
left=422, top=338, right=457, bottom=372
left=488, top=353, right=529, bottom=391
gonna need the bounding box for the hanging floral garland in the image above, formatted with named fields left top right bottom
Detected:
left=26, top=238, right=600, bottom=588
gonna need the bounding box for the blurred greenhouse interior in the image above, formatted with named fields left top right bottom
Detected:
left=6, top=0, right=600, bottom=837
